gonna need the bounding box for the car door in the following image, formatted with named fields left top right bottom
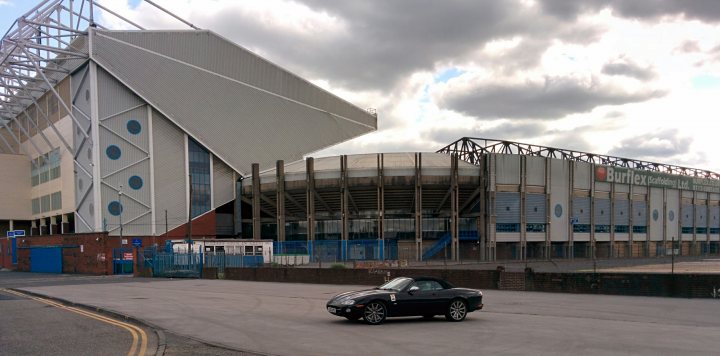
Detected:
left=425, top=280, right=453, bottom=314
left=393, top=281, right=433, bottom=316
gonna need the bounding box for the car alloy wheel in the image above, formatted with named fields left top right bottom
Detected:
left=363, top=301, right=387, bottom=325
left=446, top=299, right=467, bottom=322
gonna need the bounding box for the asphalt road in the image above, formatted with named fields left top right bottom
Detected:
left=11, top=276, right=720, bottom=356
left=0, top=288, right=155, bottom=356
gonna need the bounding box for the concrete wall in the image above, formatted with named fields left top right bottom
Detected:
left=0, top=154, right=31, bottom=220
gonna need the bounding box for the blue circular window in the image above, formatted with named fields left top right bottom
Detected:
left=127, top=120, right=142, bottom=135
left=106, top=145, right=121, bottom=160
left=668, top=210, right=675, bottom=222
left=652, top=209, right=659, bottom=221
left=128, top=175, right=143, bottom=190
left=108, top=201, right=123, bottom=216
left=554, top=204, right=563, bottom=218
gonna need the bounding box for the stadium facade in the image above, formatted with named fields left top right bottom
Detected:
left=239, top=139, right=720, bottom=262
left=2, top=1, right=719, bottom=270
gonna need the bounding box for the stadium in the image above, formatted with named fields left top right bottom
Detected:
left=1, top=0, right=719, bottom=273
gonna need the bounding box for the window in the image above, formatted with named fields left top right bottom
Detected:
left=526, top=223, right=546, bottom=232
left=595, top=225, right=611, bottom=233
left=32, top=198, right=40, bottom=215
left=573, top=224, right=591, bottom=233
left=51, top=191, right=61, bottom=211
left=696, top=227, right=708, bottom=234
left=40, top=194, right=51, bottom=213
left=188, top=138, right=211, bottom=218
left=633, top=226, right=647, bottom=233
left=30, top=148, right=60, bottom=186
left=681, top=227, right=693, bottom=234
left=496, top=223, right=520, bottom=232
left=614, top=225, right=629, bottom=233
left=711, top=228, right=720, bottom=234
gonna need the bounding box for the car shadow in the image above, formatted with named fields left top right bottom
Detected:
left=330, top=315, right=483, bottom=325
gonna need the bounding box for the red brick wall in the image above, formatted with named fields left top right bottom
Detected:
left=160, top=211, right=217, bottom=239
left=15, top=233, right=109, bottom=274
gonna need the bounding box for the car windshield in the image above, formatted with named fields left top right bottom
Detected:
left=378, top=277, right=413, bottom=291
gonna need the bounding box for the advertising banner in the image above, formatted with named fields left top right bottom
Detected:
left=594, top=165, right=720, bottom=193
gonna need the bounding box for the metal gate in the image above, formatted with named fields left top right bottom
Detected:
left=113, top=248, right=134, bottom=275
left=30, top=247, right=62, bottom=273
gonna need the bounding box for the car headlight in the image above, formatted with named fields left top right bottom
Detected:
left=341, top=299, right=355, bottom=305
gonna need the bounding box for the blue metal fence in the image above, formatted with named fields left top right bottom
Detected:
left=145, top=250, right=264, bottom=278
left=273, top=239, right=398, bottom=262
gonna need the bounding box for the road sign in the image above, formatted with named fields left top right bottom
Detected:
left=6, top=231, right=14, bottom=238
left=132, top=238, right=142, bottom=247
left=13, top=230, right=25, bottom=237
left=123, top=252, right=133, bottom=261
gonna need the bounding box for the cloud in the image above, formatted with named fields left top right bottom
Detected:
left=0, top=1, right=11, bottom=6
left=601, top=61, right=656, bottom=80
left=608, top=129, right=693, bottom=159
left=423, top=120, right=547, bottom=144
left=105, top=0, right=609, bottom=92
left=437, top=76, right=665, bottom=120
left=539, top=0, right=720, bottom=22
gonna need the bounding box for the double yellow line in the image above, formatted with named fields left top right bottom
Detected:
left=1, top=288, right=148, bottom=356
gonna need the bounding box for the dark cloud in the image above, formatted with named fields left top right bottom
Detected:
left=608, top=129, right=692, bottom=159
left=439, top=77, right=665, bottom=120
left=539, top=0, right=720, bottom=22
left=602, top=61, right=656, bottom=80
left=178, top=0, right=607, bottom=92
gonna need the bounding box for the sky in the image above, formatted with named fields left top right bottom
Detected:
left=2, top=0, right=720, bottom=172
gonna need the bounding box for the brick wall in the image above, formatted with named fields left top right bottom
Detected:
left=498, top=272, right=525, bottom=290
left=224, top=267, right=498, bottom=289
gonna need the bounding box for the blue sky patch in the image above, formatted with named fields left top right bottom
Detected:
left=435, top=68, right=465, bottom=83
left=691, top=75, right=720, bottom=89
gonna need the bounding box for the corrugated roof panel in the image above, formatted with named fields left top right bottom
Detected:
left=91, top=30, right=375, bottom=175
left=98, top=30, right=374, bottom=128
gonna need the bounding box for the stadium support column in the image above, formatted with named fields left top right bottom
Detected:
left=610, top=181, right=616, bottom=258
left=306, top=158, right=316, bottom=258
left=252, top=163, right=261, bottom=240
left=276, top=160, right=286, bottom=242
left=479, top=156, right=488, bottom=261
left=341, top=155, right=349, bottom=261
left=545, top=157, right=552, bottom=259
left=590, top=164, right=596, bottom=260
left=415, top=153, right=423, bottom=262
left=377, top=153, right=385, bottom=243
left=520, top=156, right=527, bottom=260
left=568, top=162, right=575, bottom=259
left=450, top=154, right=459, bottom=261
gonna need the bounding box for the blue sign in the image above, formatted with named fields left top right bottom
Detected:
left=13, top=230, right=25, bottom=237
left=6, top=231, right=14, bottom=238
left=132, top=238, right=142, bottom=247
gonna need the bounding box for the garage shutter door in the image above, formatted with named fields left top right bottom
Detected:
left=30, top=247, right=62, bottom=273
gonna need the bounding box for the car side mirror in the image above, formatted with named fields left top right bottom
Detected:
left=408, top=286, right=419, bottom=294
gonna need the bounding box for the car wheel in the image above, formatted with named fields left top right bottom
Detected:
left=363, top=301, right=387, bottom=325
left=445, top=299, right=467, bottom=322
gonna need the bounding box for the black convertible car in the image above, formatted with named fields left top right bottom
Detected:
left=326, top=276, right=483, bottom=325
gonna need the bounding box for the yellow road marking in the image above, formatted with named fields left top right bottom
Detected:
left=0, top=289, right=148, bottom=356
